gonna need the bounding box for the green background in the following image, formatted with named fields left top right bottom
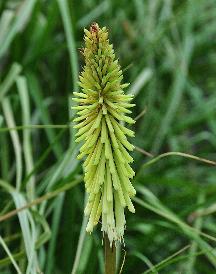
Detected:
left=0, top=0, right=216, bottom=273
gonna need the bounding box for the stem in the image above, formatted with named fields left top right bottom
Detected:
left=105, top=234, right=116, bottom=274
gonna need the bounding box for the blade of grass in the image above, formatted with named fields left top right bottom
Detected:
left=151, top=0, right=195, bottom=153
left=22, top=128, right=67, bottom=188
left=0, top=63, right=22, bottom=101
left=128, top=68, right=152, bottom=97
left=77, top=1, right=110, bottom=28
left=0, top=115, right=9, bottom=181
left=0, top=0, right=36, bottom=58
left=141, top=151, right=216, bottom=169
left=143, top=245, right=191, bottom=274
left=132, top=251, right=157, bottom=273
left=2, top=98, right=22, bottom=190
left=0, top=177, right=82, bottom=223
left=46, top=193, right=65, bottom=274
left=26, top=72, right=63, bottom=159
left=0, top=124, right=72, bottom=132
left=186, top=192, right=205, bottom=274
left=0, top=9, right=14, bottom=46
left=57, top=0, right=79, bottom=92
left=71, top=193, right=88, bottom=274
left=11, top=191, right=38, bottom=274
left=16, top=76, right=35, bottom=201
left=134, top=187, right=216, bottom=268
left=0, top=235, right=22, bottom=274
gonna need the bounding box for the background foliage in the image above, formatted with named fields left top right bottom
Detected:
left=0, top=0, right=216, bottom=273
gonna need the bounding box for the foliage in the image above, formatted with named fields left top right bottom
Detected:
left=0, top=0, right=216, bottom=273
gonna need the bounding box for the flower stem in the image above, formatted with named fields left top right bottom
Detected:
left=104, top=234, right=116, bottom=274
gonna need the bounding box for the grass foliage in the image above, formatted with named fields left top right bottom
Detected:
left=0, top=0, right=216, bottom=273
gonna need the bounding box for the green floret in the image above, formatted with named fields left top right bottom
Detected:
left=72, top=22, right=136, bottom=245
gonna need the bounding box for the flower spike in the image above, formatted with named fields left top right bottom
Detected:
left=72, top=23, right=136, bottom=245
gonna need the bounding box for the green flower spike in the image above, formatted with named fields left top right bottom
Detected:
left=72, top=23, right=136, bottom=245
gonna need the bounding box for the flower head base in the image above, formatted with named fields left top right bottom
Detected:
left=72, top=23, right=136, bottom=244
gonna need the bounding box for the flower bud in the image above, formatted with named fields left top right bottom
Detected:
left=72, top=23, right=136, bottom=244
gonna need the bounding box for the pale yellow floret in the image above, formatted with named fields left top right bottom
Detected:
left=72, top=23, right=136, bottom=245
